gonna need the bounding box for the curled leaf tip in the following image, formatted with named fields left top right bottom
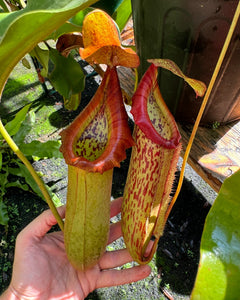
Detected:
left=60, top=67, right=134, bottom=174
left=147, top=58, right=207, bottom=98
left=80, top=9, right=139, bottom=68
left=56, top=33, right=83, bottom=57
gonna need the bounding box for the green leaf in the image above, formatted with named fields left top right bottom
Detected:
left=191, top=170, right=240, bottom=300
left=0, top=151, right=2, bottom=171
left=49, top=8, right=93, bottom=40
left=0, top=200, right=9, bottom=226
left=30, top=45, right=49, bottom=77
left=11, top=162, right=41, bottom=197
left=93, top=0, right=124, bottom=15
left=15, top=162, right=62, bottom=207
left=69, top=7, right=93, bottom=27
left=5, top=103, right=31, bottom=136
left=64, top=93, right=81, bottom=111
left=20, top=140, right=63, bottom=159
left=112, top=0, right=132, bottom=32
left=13, top=110, right=35, bottom=145
left=48, top=22, right=82, bottom=41
left=0, top=0, right=9, bottom=12
left=6, top=180, right=29, bottom=191
left=51, top=192, right=62, bottom=208
left=21, top=57, right=31, bottom=69
left=48, top=48, right=85, bottom=100
left=0, top=0, right=98, bottom=96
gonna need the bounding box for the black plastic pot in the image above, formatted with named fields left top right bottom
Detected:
left=132, top=0, right=240, bottom=124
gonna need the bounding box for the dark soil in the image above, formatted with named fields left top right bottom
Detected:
left=0, top=59, right=211, bottom=299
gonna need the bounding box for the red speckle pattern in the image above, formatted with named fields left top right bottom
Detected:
left=121, top=126, right=181, bottom=264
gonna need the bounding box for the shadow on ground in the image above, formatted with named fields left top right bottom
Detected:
left=157, top=174, right=211, bottom=296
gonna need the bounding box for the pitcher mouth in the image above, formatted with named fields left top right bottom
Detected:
left=60, top=67, right=134, bottom=174
left=131, top=64, right=181, bottom=149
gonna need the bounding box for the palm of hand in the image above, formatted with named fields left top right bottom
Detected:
left=7, top=199, right=151, bottom=300
left=11, top=230, right=85, bottom=299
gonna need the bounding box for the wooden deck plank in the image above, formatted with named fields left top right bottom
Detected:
left=178, top=121, right=240, bottom=192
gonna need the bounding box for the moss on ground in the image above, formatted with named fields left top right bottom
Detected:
left=1, top=56, right=44, bottom=118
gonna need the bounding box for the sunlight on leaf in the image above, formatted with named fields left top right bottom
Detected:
left=21, top=57, right=31, bottom=69
left=191, top=170, right=240, bottom=300
left=4, top=104, right=31, bottom=137
left=0, top=0, right=97, bottom=97
left=64, top=93, right=82, bottom=111
left=112, top=0, right=132, bottom=32
left=20, top=140, right=63, bottom=159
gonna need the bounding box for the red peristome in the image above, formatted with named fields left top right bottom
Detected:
left=60, top=67, right=134, bottom=173
left=131, top=64, right=181, bottom=149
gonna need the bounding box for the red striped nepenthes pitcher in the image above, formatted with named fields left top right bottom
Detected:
left=121, top=59, right=206, bottom=264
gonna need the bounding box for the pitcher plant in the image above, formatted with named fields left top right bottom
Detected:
left=60, top=9, right=138, bottom=270
left=121, top=63, right=182, bottom=264
left=1, top=2, right=240, bottom=297
left=121, top=60, right=206, bottom=264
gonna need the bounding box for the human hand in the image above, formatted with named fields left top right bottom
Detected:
left=1, top=197, right=151, bottom=300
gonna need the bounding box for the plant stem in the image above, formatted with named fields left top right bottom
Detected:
left=0, top=119, right=64, bottom=231
left=165, top=1, right=240, bottom=221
